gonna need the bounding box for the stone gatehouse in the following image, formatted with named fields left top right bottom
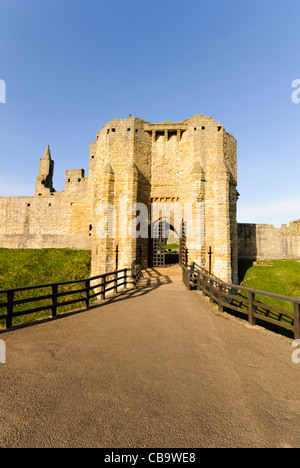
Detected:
left=0, top=114, right=239, bottom=283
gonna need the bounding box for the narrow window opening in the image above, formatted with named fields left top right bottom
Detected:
left=168, top=131, right=177, bottom=140
left=112, top=128, right=116, bottom=132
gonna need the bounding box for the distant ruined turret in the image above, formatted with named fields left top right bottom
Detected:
left=35, top=145, right=55, bottom=196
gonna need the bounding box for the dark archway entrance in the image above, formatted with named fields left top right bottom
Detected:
left=151, top=220, right=186, bottom=267
left=152, top=220, right=167, bottom=267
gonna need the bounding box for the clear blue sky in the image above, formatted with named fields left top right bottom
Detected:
left=0, top=0, right=300, bottom=227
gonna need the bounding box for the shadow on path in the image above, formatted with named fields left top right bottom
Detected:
left=102, top=268, right=173, bottom=306
left=0, top=268, right=173, bottom=334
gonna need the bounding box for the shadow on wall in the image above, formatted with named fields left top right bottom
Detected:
left=238, top=259, right=254, bottom=283
left=238, top=224, right=257, bottom=283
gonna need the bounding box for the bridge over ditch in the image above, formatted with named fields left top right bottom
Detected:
left=0, top=265, right=300, bottom=448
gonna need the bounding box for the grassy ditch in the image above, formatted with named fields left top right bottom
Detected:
left=233, top=259, right=300, bottom=328
left=0, top=249, right=92, bottom=327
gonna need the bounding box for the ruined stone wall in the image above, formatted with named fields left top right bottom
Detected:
left=0, top=188, right=92, bottom=250
left=238, top=220, right=300, bottom=261
left=0, top=140, right=93, bottom=252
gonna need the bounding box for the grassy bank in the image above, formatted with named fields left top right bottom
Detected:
left=239, top=259, right=300, bottom=303
left=0, top=249, right=92, bottom=327
left=235, top=259, right=300, bottom=328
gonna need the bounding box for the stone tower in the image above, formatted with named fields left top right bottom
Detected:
left=89, top=115, right=238, bottom=284
left=35, top=145, right=55, bottom=196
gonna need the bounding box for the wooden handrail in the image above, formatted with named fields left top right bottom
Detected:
left=183, top=263, right=300, bottom=339
left=0, top=265, right=142, bottom=330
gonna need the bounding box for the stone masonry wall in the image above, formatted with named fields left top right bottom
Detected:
left=0, top=192, right=92, bottom=250
left=238, top=220, right=300, bottom=261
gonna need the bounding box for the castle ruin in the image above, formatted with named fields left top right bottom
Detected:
left=0, top=114, right=240, bottom=283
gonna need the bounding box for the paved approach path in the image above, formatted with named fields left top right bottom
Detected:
left=0, top=266, right=300, bottom=448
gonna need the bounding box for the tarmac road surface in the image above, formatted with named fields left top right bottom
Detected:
left=0, top=266, right=299, bottom=448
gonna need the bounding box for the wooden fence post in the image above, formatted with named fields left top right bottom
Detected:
left=196, top=272, right=200, bottom=291
left=209, top=279, right=213, bottom=303
left=114, top=272, right=118, bottom=294
left=294, top=303, right=300, bottom=340
left=6, top=290, right=13, bottom=329
left=52, top=284, right=58, bottom=318
left=187, top=270, right=191, bottom=290
left=85, top=279, right=90, bottom=309
left=248, top=292, right=256, bottom=326
left=218, top=283, right=223, bottom=313
left=102, top=276, right=106, bottom=300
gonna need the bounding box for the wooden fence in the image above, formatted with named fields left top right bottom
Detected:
left=0, top=265, right=142, bottom=330
left=182, top=262, right=300, bottom=339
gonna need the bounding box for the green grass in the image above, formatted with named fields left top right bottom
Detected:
left=239, top=259, right=300, bottom=302
left=164, top=244, right=179, bottom=250
left=234, top=259, right=300, bottom=328
left=0, top=249, right=92, bottom=327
